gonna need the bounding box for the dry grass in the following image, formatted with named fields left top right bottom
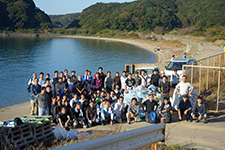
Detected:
left=214, top=40, right=225, bottom=47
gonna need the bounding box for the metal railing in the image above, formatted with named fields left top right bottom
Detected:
left=53, top=123, right=165, bottom=150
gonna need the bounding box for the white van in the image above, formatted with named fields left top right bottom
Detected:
left=164, top=58, right=196, bottom=80
left=135, top=66, right=160, bottom=78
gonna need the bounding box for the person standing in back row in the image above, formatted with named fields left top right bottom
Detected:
left=170, top=70, right=179, bottom=89
left=120, top=71, right=127, bottom=94
left=27, top=73, right=37, bottom=93
left=139, top=70, right=148, bottom=87
left=104, top=71, right=114, bottom=93
left=94, top=67, right=106, bottom=89
left=150, top=69, right=160, bottom=87
left=125, top=73, right=136, bottom=94
left=176, top=75, right=194, bottom=101
left=51, top=70, right=59, bottom=97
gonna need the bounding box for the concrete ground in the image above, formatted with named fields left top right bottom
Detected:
left=1, top=102, right=225, bottom=150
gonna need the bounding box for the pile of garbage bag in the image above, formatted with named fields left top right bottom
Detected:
left=54, top=125, right=78, bottom=139
left=123, top=85, right=161, bottom=105
left=123, top=85, right=199, bottom=112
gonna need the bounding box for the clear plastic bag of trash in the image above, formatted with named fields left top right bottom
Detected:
left=54, top=125, right=78, bottom=139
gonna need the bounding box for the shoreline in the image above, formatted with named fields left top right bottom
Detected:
left=1, top=33, right=161, bottom=62
left=0, top=33, right=223, bottom=120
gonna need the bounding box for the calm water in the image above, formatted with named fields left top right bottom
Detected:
left=0, top=37, right=155, bottom=108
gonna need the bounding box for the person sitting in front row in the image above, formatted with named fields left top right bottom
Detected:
left=114, top=96, right=126, bottom=123
left=192, top=96, right=207, bottom=123
left=126, top=98, right=139, bottom=124
left=86, top=101, right=98, bottom=127
left=101, top=100, right=114, bottom=126
left=57, top=107, right=71, bottom=131
left=71, top=102, right=87, bottom=128
left=178, top=95, right=192, bottom=122
left=159, top=97, right=172, bottom=123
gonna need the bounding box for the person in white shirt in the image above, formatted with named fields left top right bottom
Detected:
left=139, top=70, right=149, bottom=87
left=70, top=94, right=79, bottom=108
left=27, top=73, right=37, bottom=92
left=176, top=75, right=194, bottom=101
left=120, top=71, right=127, bottom=94
left=43, top=78, right=53, bottom=90
left=38, top=72, right=46, bottom=87
left=114, top=96, right=126, bottom=123
left=79, top=94, right=86, bottom=105
left=170, top=70, right=179, bottom=88
left=171, top=55, right=175, bottom=61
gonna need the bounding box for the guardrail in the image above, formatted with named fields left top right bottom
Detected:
left=53, top=123, right=165, bottom=150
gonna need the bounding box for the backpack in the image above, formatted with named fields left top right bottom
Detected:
left=149, top=111, right=159, bottom=123
left=14, top=117, right=23, bottom=126
left=27, top=79, right=33, bottom=93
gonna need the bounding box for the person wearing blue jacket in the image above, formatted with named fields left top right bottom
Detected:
left=82, top=69, right=89, bottom=83
left=101, top=100, right=114, bottom=126
left=30, top=78, right=41, bottom=115
left=192, top=96, right=207, bottom=123
left=178, top=94, right=192, bottom=122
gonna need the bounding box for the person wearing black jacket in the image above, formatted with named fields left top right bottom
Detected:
left=86, top=101, right=97, bottom=126
left=142, top=94, right=159, bottom=123
left=150, top=69, right=160, bottom=87
left=71, top=102, right=87, bottom=128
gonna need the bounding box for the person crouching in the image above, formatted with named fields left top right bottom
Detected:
left=72, top=102, right=87, bottom=128
left=101, top=100, right=114, bottom=126
left=192, top=96, right=207, bottom=123
left=57, top=107, right=71, bottom=131
left=126, top=98, right=139, bottom=124
left=159, top=97, right=172, bottom=123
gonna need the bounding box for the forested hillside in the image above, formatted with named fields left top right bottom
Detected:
left=0, top=0, right=52, bottom=30
left=66, top=0, right=225, bottom=35
left=50, top=13, right=80, bottom=28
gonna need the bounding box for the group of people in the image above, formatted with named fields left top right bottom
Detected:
left=27, top=66, right=207, bottom=130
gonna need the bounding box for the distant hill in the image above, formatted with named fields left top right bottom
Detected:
left=175, top=0, right=225, bottom=29
left=0, top=0, right=52, bottom=30
left=50, top=13, right=80, bottom=28
left=65, top=0, right=225, bottom=34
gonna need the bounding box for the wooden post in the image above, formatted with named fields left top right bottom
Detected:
left=216, top=68, right=221, bottom=112
left=151, top=143, right=158, bottom=150
left=213, top=57, right=216, bottom=83
left=223, top=53, right=225, bottom=66
left=206, top=59, right=209, bottom=90
left=191, top=63, right=193, bottom=85
left=199, top=66, right=202, bottom=94
left=219, top=55, right=221, bottom=67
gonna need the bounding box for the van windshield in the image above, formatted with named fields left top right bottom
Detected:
left=136, top=69, right=158, bottom=77
left=166, top=62, right=187, bottom=70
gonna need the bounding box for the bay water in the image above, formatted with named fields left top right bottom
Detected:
left=0, top=37, right=155, bottom=108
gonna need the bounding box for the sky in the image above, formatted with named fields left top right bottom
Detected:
left=33, top=0, right=135, bottom=15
